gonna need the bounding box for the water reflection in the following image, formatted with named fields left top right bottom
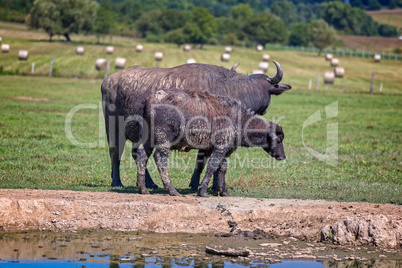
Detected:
left=0, top=231, right=400, bottom=268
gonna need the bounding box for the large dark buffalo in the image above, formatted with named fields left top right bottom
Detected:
left=135, top=88, right=286, bottom=197
left=101, top=62, right=291, bottom=189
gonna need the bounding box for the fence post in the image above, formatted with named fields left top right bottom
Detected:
left=31, top=62, right=35, bottom=75
left=316, top=75, right=320, bottom=92
left=48, top=55, right=55, bottom=77
left=379, top=82, right=383, bottom=93
left=104, top=59, right=111, bottom=79
left=308, top=79, right=312, bottom=90
left=370, top=73, right=375, bottom=94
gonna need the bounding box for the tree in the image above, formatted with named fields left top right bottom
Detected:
left=222, top=32, right=240, bottom=46
left=164, top=28, right=187, bottom=47
left=296, top=3, right=319, bottom=24
left=288, top=23, right=309, bottom=47
left=136, top=10, right=162, bottom=38
left=184, top=7, right=216, bottom=47
left=158, top=9, right=189, bottom=33
left=231, top=3, right=253, bottom=21
left=350, top=0, right=365, bottom=8
left=243, top=13, right=287, bottom=46
left=321, top=1, right=380, bottom=36
left=308, top=19, right=336, bottom=56
left=367, top=0, right=382, bottom=10
left=378, top=24, right=398, bottom=37
left=389, top=0, right=398, bottom=8
left=28, top=0, right=98, bottom=42
left=270, top=0, right=297, bottom=27
left=93, top=3, right=117, bottom=43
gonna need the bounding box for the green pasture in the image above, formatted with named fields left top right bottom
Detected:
left=0, top=23, right=401, bottom=203
left=0, top=74, right=400, bottom=204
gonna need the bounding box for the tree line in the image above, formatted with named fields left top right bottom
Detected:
left=0, top=0, right=400, bottom=49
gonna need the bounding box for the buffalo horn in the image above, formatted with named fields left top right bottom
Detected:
left=231, top=62, right=240, bottom=71
left=266, top=61, right=283, bottom=85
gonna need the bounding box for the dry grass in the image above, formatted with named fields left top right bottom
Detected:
left=338, top=35, right=402, bottom=53
left=367, top=8, right=402, bottom=30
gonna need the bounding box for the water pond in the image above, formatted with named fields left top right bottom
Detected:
left=0, top=231, right=400, bottom=267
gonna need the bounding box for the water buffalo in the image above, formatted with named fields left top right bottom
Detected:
left=101, top=62, right=291, bottom=189
left=134, top=88, right=286, bottom=196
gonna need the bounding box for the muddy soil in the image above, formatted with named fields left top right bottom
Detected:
left=0, top=189, right=400, bottom=249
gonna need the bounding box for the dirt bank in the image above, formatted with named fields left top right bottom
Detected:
left=0, top=189, right=400, bottom=248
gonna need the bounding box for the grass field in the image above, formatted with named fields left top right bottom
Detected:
left=367, top=8, right=402, bottom=30
left=0, top=23, right=401, bottom=204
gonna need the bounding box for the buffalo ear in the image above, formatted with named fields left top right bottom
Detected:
left=269, top=83, right=291, bottom=95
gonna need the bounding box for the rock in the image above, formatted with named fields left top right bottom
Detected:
left=259, top=243, right=281, bottom=247
left=321, top=215, right=401, bottom=248
left=205, top=246, right=250, bottom=257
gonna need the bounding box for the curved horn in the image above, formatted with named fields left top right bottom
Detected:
left=267, top=60, right=283, bottom=84
left=231, top=62, right=240, bottom=71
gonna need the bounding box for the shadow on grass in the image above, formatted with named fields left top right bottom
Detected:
left=109, top=185, right=223, bottom=197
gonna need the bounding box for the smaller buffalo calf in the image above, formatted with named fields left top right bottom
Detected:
left=134, top=89, right=286, bottom=197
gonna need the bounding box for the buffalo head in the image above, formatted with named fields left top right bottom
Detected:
left=232, top=61, right=291, bottom=96
left=264, top=123, right=286, bottom=161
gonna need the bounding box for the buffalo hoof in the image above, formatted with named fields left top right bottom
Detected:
left=111, top=182, right=124, bottom=188
left=219, top=190, right=231, bottom=197
left=138, top=187, right=150, bottom=195
left=146, top=181, right=159, bottom=189
left=189, top=177, right=200, bottom=191
left=197, top=190, right=209, bottom=198
left=168, top=188, right=181, bottom=196
left=189, top=183, right=199, bottom=191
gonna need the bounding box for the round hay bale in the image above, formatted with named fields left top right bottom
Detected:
left=258, top=61, right=269, bottom=72
left=221, top=53, right=230, bottom=62
left=76, top=46, right=84, bottom=55
left=330, top=58, right=339, bottom=67
left=186, top=58, right=196, bottom=64
left=334, top=67, right=345, bottom=78
left=325, top=53, right=333, bottom=61
left=183, top=44, right=191, bottom=52
left=374, top=54, right=381, bottom=62
left=155, top=52, right=163, bottom=61
left=262, top=54, right=270, bottom=62
left=136, top=44, right=143, bottom=52
left=252, top=69, right=264, bottom=74
left=1, top=44, right=10, bottom=53
left=18, top=50, right=29, bottom=60
left=95, top=58, right=107, bottom=71
left=106, top=46, right=114, bottom=54
left=115, top=57, right=126, bottom=69
left=225, top=46, right=232, bottom=53
left=256, top=45, right=264, bottom=52
left=324, top=71, right=335, bottom=84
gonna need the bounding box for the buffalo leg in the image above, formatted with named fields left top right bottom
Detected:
left=107, top=129, right=126, bottom=187
left=189, top=150, right=219, bottom=191
left=216, top=158, right=230, bottom=197
left=144, top=168, right=159, bottom=189
left=197, top=149, right=227, bottom=197
left=134, top=144, right=153, bottom=194
left=153, top=146, right=181, bottom=196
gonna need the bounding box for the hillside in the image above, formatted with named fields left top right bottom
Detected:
left=338, top=34, right=402, bottom=52
left=367, top=8, right=402, bottom=30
